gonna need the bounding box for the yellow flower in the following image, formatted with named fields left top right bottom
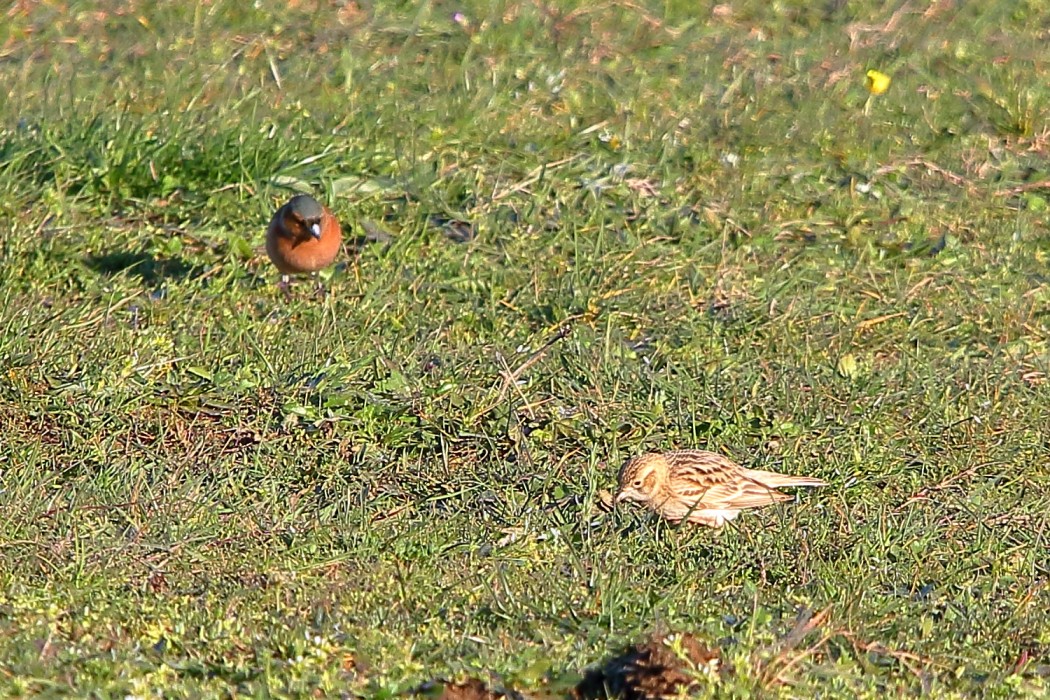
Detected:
left=865, top=69, right=891, bottom=95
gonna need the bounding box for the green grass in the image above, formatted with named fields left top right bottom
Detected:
left=1, top=0, right=1049, bottom=697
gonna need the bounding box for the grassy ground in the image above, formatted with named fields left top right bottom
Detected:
left=1, top=0, right=1049, bottom=697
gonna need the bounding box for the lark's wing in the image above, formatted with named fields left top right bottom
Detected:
left=662, top=450, right=759, bottom=508
left=664, top=450, right=823, bottom=512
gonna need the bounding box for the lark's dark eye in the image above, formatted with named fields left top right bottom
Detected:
left=633, top=479, right=643, bottom=488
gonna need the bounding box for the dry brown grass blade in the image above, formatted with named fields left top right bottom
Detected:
left=756, top=606, right=833, bottom=687
left=873, top=157, right=977, bottom=192
left=469, top=324, right=573, bottom=423
left=839, top=630, right=938, bottom=680
left=997, top=179, right=1050, bottom=196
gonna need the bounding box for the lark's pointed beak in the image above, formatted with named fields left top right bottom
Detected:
left=310, top=222, right=322, bottom=239
left=615, top=491, right=628, bottom=504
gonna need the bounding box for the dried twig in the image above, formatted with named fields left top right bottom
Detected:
left=492, top=156, right=582, bottom=200
left=997, top=179, right=1050, bottom=196
left=469, top=325, right=573, bottom=423
left=873, top=157, right=976, bottom=192
left=758, top=606, right=833, bottom=687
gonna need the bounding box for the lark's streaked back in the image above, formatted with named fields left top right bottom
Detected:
left=615, top=449, right=826, bottom=527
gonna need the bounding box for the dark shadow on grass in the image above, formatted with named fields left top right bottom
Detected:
left=574, top=633, right=725, bottom=700
left=85, top=250, right=201, bottom=285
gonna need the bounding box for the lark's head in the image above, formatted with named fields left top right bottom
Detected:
left=282, top=194, right=325, bottom=240
left=615, top=453, right=668, bottom=505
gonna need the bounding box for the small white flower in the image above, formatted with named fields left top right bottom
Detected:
left=720, top=152, right=740, bottom=167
